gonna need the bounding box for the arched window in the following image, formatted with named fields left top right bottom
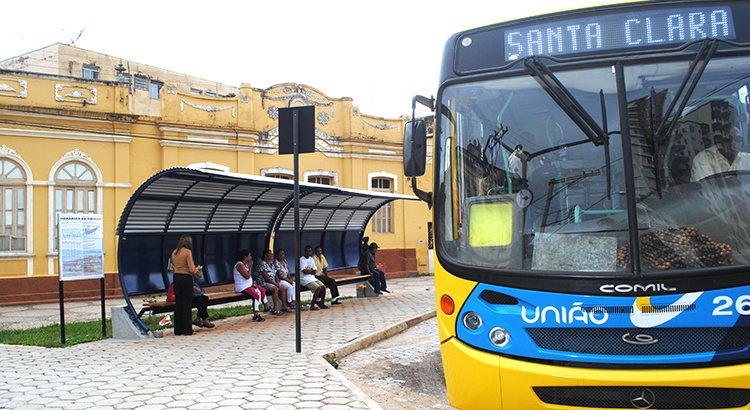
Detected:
left=261, top=167, right=294, bottom=180
left=305, top=170, right=338, bottom=186
left=54, top=161, right=97, bottom=250
left=0, top=158, right=26, bottom=251
left=371, top=176, right=394, bottom=233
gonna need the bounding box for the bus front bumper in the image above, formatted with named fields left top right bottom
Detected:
left=441, top=336, right=750, bottom=410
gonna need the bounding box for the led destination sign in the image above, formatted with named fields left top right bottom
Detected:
left=503, top=6, right=735, bottom=61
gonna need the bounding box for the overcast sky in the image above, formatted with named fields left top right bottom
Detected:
left=1, top=0, right=614, bottom=118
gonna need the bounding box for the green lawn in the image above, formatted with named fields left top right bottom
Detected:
left=0, top=304, right=256, bottom=348
left=0, top=298, right=328, bottom=348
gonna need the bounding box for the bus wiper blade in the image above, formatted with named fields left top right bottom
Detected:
left=655, top=39, right=718, bottom=145
left=524, top=57, right=606, bottom=146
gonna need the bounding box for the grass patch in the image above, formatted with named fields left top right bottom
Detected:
left=0, top=320, right=112, bottom=348
left=0, top=296, right=333, bottom=348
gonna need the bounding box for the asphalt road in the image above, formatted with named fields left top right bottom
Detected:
left=336, top=317, right=456, bottom=410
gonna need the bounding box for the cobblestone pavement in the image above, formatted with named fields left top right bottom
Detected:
left=0, top=276, right=437, bottom=409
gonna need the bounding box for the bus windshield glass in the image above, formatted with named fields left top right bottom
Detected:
left=437, top=55, right=750, bottom=273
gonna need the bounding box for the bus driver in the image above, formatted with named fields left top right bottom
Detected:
left=691, top=124, right=750, bottom=181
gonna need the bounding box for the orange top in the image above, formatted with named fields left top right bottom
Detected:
left=171, top=248, right=200, bottom=276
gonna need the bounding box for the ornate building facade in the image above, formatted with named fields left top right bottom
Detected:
left=0, top=44, right=432, bottom=304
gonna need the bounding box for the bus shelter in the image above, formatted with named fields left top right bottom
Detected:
left=116, top=167, right=417, bottom=332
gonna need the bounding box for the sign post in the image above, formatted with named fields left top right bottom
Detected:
left=278, top=106, right=315, bottom=353
left=58, top=213, right=105, bottom=344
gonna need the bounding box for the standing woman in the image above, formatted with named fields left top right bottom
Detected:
left=171, top=234, right=202, bottom=336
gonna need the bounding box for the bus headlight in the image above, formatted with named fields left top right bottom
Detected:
left=489, top=327, right=510, bottom=347
left=463, top=311, right=482, bottom=330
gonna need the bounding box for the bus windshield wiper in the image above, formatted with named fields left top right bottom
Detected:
left=524, top=57, right=606, bottom=146
left=647, top=40, right=717, bottom=198
left=654, top=39, right=718, bottom=146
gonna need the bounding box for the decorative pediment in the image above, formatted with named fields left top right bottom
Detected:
left=62, top=148, right=91, bottom=160
left=261, top=84, right=334, bottom=121
left=180, top=99, right=236, bottom=116
left=0, top=78, right=27, bottom=98
left=363, top=119, right=400, bottom=131
left=55, top=84, right=97, bottom=105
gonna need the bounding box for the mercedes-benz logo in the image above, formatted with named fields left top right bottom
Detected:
left=629, top=388, right=656, bottom=409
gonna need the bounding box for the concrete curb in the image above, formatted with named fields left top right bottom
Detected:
left=326, top=309, right=437, bottom=360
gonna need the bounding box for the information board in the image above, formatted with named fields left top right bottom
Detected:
left=58, top=213, right=104, bottom=281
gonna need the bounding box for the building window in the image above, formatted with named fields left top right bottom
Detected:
left=0, top=159, right=26, bottom=251
left=82, top=64, right=99, bottom=80
left=134, top=76, right=149, bottom=91
left=371, top=177, right=393, bottom=233
left=261, top=167, right=294, bottom=180
left=204, top=91, right=216, bottom=97
left=307, top=176, right=332, bottom=185
left=150, top=81, right=163, bottom=99
left=54, top=162, right=96, bottom=250
left=190, top=88, right=203, bottom=95
left=267, top=174, right=292, bottom=180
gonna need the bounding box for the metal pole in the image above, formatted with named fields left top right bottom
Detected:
left=58, top=218, right=66, bottom=345
left=100, top=277, right=106, bottom=337
left=59, top=280, right=66, bottom=345
left=293, top=109, right=302, bottom=353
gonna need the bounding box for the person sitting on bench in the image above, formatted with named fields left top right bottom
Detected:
left=233, top=249, right=269, bottom=322
left=359, top=242, right=389, bottom=295
left=299, top=245, right=329, bottom=310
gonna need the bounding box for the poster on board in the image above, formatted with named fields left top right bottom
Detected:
left=58, top=213, right=104, bottom=282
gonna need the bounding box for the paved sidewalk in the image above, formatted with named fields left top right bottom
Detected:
left=0, top=276, right=437, bottom=409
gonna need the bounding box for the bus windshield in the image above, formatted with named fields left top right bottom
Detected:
left=437, top=55, right=750, bottom=273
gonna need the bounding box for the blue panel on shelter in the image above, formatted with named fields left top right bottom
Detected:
left=322, top=231, right=345, bottom=268
left=203, top=234, right=238, bottom=285
left=119, top=235, right=168, bottom=295
left=343, top=231, right=363, bottom=267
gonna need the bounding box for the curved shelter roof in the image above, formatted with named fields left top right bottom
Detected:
left=116, top=167, right=417, bottom=333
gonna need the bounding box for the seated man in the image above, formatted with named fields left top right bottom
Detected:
left=299, top=245, right=329, bottom=310
left=691, top=124, right=750, bottom=181
left=358, top=242, right=388, bottom=295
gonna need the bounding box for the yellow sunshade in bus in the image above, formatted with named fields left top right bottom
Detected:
left=469, top=201, right=513, bottom=247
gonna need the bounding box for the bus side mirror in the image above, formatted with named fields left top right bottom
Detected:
left=404, top=119, right=427, bottom=177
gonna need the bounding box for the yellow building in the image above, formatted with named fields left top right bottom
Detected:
left=0, top=44, right=432, bottom=304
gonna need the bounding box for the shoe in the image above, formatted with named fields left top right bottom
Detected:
left=374, top=291, right=383, bottom=295
left=319, top=304, right=330, bottom=309
left=331, top=300, right=342, bottom=305
left=309, top=305, right=320, bottom=311
left=283, top=307, right=293, bottom=312
left=252, top=315, right=265, bottom=322
left=203, top=319, right=215, bottom=328
left=270, top=309, right=279, bottom=315
left=381, top=289, right=391, bottom=293
left=192, top=318, right=204, bottom=327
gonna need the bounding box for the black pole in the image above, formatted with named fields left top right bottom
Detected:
left=59, top=280, right=66, bottom=345
left=100, top=277, right=106, bottom=337
left=293, top=109, right=302, bottom=353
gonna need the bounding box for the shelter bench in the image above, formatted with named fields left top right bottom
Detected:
left=137, top=271, right=373, bottom=318
left=138, top=290, right=253, bottom=318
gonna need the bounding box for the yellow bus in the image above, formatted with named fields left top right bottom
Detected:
left=405, top=1, right=750, bottom=408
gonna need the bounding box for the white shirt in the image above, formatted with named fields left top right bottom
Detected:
left=298, top=255, right=317, bottom=286
left=233, top=261, right=254, bottom=293
left=691, top=145, right=750, bottom=181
